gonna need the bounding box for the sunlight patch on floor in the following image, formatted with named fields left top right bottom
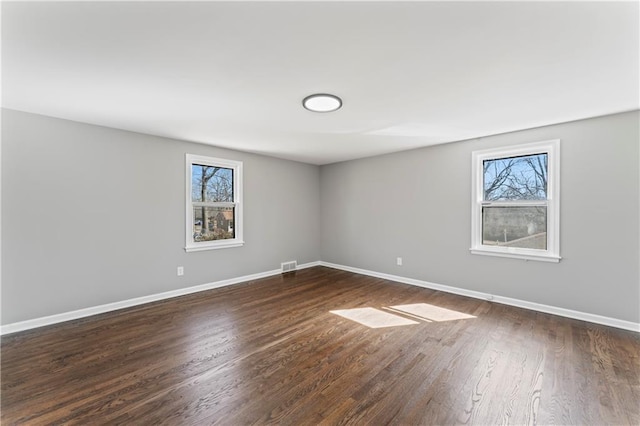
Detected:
left=388, top=303, right=476, bottom=322
left=330, top=307, right=419, bottom=328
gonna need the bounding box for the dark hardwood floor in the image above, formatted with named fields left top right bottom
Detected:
left=2, top=266, right=639, bottom=425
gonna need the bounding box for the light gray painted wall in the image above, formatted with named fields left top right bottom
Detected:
left=320, top=111, right=640, bottom=323
left=3, top=109, right=638, bottom=326
left=2, top=109, right=320, bottom=324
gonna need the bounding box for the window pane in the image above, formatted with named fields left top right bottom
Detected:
left=191, top=165, right=233, bottom=202
left=482, top=206, right=547, bottom=250
left=193, top=206, right=235, bottom=242
left=483, top=153, right=548, bottom=201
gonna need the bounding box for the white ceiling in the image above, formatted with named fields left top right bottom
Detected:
left=2, top=1, right=638, bottom=165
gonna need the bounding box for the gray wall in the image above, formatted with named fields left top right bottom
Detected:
left=2, top=109, right=320, bottom=324
left=320, top=111, right=640, bottom=323
left=3, top=109, right=639, bottom=326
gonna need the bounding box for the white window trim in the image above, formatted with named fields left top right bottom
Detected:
left=185, top=154, right=244, bottom=252
left=470, top=139, right=561, bottom=263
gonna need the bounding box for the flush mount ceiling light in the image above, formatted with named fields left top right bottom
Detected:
left=302, top=93, right=342, bottom=112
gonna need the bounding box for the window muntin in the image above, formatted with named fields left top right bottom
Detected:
left=471, top=140, right=560, bottom=262
left=186, top=155, right=243, bottom=252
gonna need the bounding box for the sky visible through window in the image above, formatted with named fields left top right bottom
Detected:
left=481, top=152, right=548, bottom=249
left=191, top=164, right=235, bottom=242
left=192, top=164, right=233, bottom=203
left=483, top=153, right=548, bottom=201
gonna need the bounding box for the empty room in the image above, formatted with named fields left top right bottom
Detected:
left=1, top=1, right=639, bottom=424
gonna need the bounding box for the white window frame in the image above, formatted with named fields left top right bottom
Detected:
left=470, top=139, right=560, bottom=262
left=185, top=154, right=244, bottom=252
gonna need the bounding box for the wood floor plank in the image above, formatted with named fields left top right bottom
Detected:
left=2, top=266, right=639, bottom=425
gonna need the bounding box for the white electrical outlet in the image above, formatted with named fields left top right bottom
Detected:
left=177, top=266, right=184, bottom=276
left=396, top=257, right=403, bottom=266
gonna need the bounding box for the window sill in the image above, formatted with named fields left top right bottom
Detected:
left=185, top=240, right=244, bottom=252
left=470, top=248, right=561, bottom=263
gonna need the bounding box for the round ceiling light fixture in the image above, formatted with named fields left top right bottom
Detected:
left=302, top=93, right=342, bottom=113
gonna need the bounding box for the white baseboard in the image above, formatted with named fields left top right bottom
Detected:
left=0, top=261, right=321, bottom=336
left=319, top=261, right=640, bottom=333
left=3, top=260, right=637, bottom=335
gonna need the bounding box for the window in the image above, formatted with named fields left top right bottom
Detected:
left=471, top=140, right=560, bottom=262
left=185, top=154, right=243, bottom=252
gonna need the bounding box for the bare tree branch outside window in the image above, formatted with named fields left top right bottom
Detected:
left=192, top=165, right=234, bottom=240
left=483, top=154, right=547, bottom=201
left=482, top=153, right=548, bottom=248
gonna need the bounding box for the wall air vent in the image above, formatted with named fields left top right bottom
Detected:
left=281, top=261, right=297, bottom=274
